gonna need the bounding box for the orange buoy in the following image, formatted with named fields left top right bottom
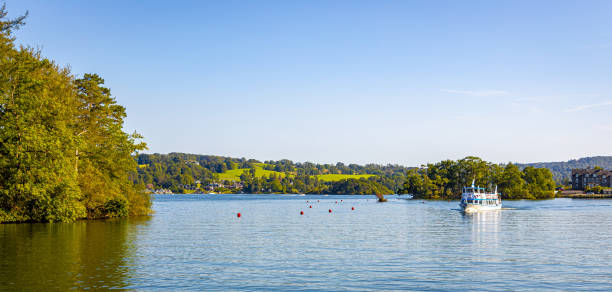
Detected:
left=351, top=207, right=355, bottom=210
left=328, top=209, right=332, bottom=213
left=300, top=211, right=304, bottom=215
left=237, top=212, right=241, bottom=218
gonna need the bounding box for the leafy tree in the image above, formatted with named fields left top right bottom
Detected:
left=0, top=10, right=83, bottom=222
left=0, top=7, right=150, bottom=222
left=74, top=74, right=148, bottom=217
left=523, top=167, right=555, bottom=199
left=498, top=163, right=529, bottom=199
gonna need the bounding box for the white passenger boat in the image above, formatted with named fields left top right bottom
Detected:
left=459, top=180, right=501, bottom=212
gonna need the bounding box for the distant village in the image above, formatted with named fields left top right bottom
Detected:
left=145, top=180, right=245, bottom=194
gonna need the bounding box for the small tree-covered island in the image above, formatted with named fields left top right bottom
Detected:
left=401, top=157, right=556, bottom=200
left=0, top=9, right=150, bottom=223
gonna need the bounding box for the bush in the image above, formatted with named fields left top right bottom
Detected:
left=103, top=197, right=129, bottom=218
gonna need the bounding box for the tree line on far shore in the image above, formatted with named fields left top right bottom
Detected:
left=133, top=154, right=557, bottom=199
left=133, top=153, right=405, bottom=195
left=399, top=156, right=556, bottom=200
left=0, top=8, right=150, bottom=223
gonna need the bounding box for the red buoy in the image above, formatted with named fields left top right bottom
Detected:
left=300, top=211, right=304, bottom=215
left=328, top=209, right=332, bottom=213
left=351, top=207, right=355, bottom=210
left=237, top=212, right=241, bottom=218
left=309, top=205, right=312, bottom=208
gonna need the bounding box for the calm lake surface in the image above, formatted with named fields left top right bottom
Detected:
left=2, top=195, right=612, bottom=291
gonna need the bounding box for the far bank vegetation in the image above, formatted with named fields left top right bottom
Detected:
left=399, top=156, right=556, bottom=200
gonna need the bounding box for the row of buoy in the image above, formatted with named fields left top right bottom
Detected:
left=308, top=199, right=343, bottom=204
left=237, top=198, right=358, bottom=218
left=237, top=206, right=356, bottom=218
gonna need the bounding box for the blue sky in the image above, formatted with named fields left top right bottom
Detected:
left=5, top=0, right=612, bottom=165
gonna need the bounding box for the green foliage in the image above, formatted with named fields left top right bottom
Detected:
left=73, top=73, right=148, bottom=218
left=523, top=167, right=555, bottom=199
left=498, top=163, right=530, bottom=199
left=401, top=157, right=556, bottom=200
left=103, top=197, right=129, bottom=218
left=0, top=7, right=150, bottom=223
left=328, top=178, right=392, bottom=195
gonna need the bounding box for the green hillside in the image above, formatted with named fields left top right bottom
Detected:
left=217, top=163, right=290, bottom=181
left=134, top=153, right=408, bottom=194
left=217, top=164, right=376, bottom=182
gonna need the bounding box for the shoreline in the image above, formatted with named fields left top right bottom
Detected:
left=556, top=194, right=612, bottom=199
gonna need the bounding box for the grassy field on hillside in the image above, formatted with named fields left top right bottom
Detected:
left=217, top=164, right=289, bottom=181
left=314, top=174, right=375, bottom=181
left=217, top=164, right=375, bottom=182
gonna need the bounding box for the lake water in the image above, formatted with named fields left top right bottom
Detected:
left=1, top=195, right=612, bottom=291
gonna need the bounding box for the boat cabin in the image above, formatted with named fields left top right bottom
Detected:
left=461, top=186, right=500, bottom=205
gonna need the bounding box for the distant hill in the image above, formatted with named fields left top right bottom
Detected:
left=133, top=153, right=612, bottom=191
left=133, top=153, right=409, bottom=194
left=516, top=156, right=612, bottom=184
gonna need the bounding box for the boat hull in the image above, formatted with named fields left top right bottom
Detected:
left=460, top=203, right=501, bottom=213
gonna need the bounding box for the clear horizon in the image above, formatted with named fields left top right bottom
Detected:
left=6, top=0, right=612, bottom=165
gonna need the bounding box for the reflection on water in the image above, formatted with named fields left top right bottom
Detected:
left=0, top=217, right=150, bottom=290
left=465, top=210, right=501, bottom=248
